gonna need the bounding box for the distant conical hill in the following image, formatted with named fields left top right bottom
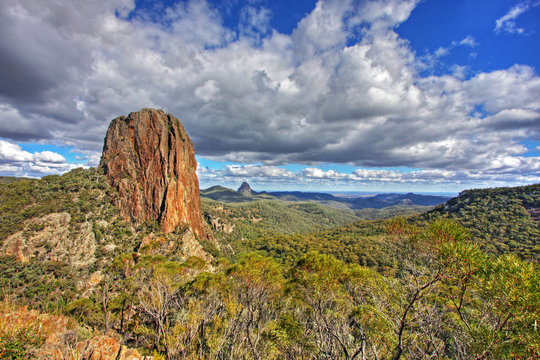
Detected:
left=237, top=182, right=253, bottom=196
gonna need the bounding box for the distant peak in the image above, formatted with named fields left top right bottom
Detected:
left=237, top=182, right=253, bottom=196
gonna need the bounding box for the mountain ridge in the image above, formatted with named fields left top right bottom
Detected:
left=202, top=184, right=451, bottom=210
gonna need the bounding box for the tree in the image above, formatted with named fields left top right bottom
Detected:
left=290, top=252, right=388, bottom=359
left=134, top=258, right=185, bottom=355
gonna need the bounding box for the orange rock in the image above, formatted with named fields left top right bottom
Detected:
left=76, top=335, right=145, bottom=360
left=100, top=108, right=206, bottom=239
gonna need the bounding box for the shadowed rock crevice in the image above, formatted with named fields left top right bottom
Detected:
left=99, top=108, right=206, bottom=238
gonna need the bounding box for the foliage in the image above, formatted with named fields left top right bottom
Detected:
left=1, top=217, right=538, bottom=359
left=354, top=204, right=431, bottom=220
left=424, top=183, right=539, bottom=261
left=0, top=168, right=111, bottom=239
left=0, top=256, right=78, bottom=312
left=0, top=300, right=58, bottom=359
left=0, top=176, right=32, bottom=184
left=202, top=198, right=361, bottom=238
left=0, top=167, right=148, bottom=273
left=236, top=220, right=395, bottom=273
left=1, top=171, right=538, bottom=359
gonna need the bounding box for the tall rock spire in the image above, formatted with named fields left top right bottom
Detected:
left=99, top=108, right=206, bottom=237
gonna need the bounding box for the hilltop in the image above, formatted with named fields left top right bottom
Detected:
left=237, top=181, right=254, bottom=196
left=201, top=185, right=274, bottom=202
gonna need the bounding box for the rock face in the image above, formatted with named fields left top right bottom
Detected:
left=1, top=306, right=147, bottom=360
left=237, top=181, right=253, bottom=196
left=100, top=108, right=206, bottom=238
left=1, top=212, right=96, bottom=267
left=205, top=213, right=235, bottom=234
left=138, top=231, right=212, bottom=262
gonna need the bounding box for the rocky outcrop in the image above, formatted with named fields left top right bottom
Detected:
left=237, top=181, right=253, bottom=196
left=1, top=305, right=148, bottom=360
left=1, top=212, right=96, bottom=267
left=74, top=335, right=146, bottom=360
left=37, top=333, right=147, bottom=360
left=205, top=213, right=235, bottom=233
left=137, top=229, right=212, bottom=263
left=99, top=108, right=206, bottom=238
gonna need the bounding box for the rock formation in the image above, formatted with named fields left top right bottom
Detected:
left=205, top=212, right=235, bottom=234
left=99, top=108, right=206, bottom=238
left=237, top=181, right=253, bottom=196
left=1, top=212, right=96, bottom=267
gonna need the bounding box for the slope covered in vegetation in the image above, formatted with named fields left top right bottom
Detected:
left=423, top=183, right=539, bottom=261
left=202, top=198, right=361, bottom=238
left=3, top=219, right=537, bottom=359
left=0, top=169, right=538, bottom=359
left=0, top=168, right=212, bottom=311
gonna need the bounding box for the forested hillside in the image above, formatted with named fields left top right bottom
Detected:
left=2, top=219, right=537, bottom=359
left=0, top=169, right=538, bottom=359
left=423, top=184, right=539, bottom=261
left=202, top=198, right=360, bottom=236
left=0, top=168, right=140, bottom=264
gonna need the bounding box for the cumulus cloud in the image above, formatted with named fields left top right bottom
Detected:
left=224, top=164, right=295, bottom=179
left=0, top=140, right=33, bottom=162
left=0, top=0, right=538, bottom=186
left=0, top=140, right=84, bottom=177
left=33, top=151, right=66, bottom=164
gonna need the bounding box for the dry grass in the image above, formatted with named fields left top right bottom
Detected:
left=0, top=296, right=143, bottom=360
left=0, top=297, right=58, bottom=359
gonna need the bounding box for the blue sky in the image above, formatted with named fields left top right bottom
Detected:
left=399, top=0, right=540, bottom=73
left=0, top=0, right=538, bottom=192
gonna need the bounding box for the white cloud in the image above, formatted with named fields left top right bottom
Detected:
left=421, top=36, right=479, bottom=69
left=239, top=5, right=272, bottom=42
left=225, top=164, right=295, bottom=179
left=459, top=36, right=478, bottom=47
left=0, top=0, right=538, bottom=186
left=0, top=140, right=33, bottom=162
left=194, top=80, right=220, bottom=102
left=197, top=163, right=539, bottom=191
left=33, top=151, right=66, bottom=164
left=494, top=1, right=539, bottom=34
left=350, top=0, right=420, bottom=28
left=0, top=139, right=83, bottom=177
left=302, top=168, right=345, bottom=179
